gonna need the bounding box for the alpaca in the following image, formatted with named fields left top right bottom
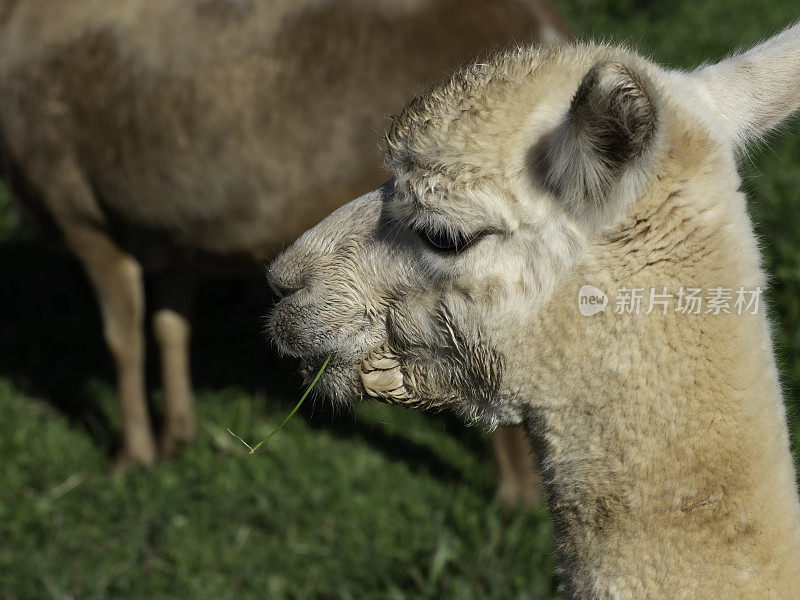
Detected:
left=0, top=0, right=565, bottom=484
left=269, top=23, right=800, bottom=598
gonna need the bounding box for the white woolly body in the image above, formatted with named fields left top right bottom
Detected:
left=270, top=24, right=800, bottom=599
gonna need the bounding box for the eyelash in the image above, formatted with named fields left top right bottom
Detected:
left=416, top=227, right=487, bottom=254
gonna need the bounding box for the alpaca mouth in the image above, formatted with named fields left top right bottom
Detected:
left=292, top=341, right=416, bottom=409
left=294, top=346, right=372, bottom=406
left=269, top=299, right=395, bottom=405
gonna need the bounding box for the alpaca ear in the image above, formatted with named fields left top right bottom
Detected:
left=535, top=59, right=659, bottom=214
left=692, top=22, right=800, bottom=148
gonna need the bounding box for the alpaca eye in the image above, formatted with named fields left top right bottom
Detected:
left=417, top=227, right=482, bottom=254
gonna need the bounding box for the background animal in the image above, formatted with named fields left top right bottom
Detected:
left=269, top=22, right=800, bottom=598
left=0, top=0, right=566, bottom=495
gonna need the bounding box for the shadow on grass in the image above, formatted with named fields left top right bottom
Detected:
left=0, top=239, right=486, bottom=480
left=304, top=404, right=489, bottom=484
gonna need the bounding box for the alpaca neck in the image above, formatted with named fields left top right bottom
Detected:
left=526, top=344, right=800, bottom=599
left=520, top=156, right=800, bottom=597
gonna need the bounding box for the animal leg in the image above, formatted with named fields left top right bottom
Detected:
left=24, top=158, right=157, bottom=469
left=490, top=425, right=541, bottom=510
left=152, top=272, right=196, bottom=458
left=70, top=227, right=156, bottom=469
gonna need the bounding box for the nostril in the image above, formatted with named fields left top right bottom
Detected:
left=267, top=266, right=306, bottom=299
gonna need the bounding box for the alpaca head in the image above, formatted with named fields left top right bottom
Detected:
left=268, top=27, right=800, bottom=427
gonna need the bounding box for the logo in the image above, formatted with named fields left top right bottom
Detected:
left=578, top=285, right=608, bottom=316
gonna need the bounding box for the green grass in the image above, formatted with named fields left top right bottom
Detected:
left=0, top=381, right=558, bottom=600
left=1, top=2, right=800, bottom=599
left=238, top=353, right=334, bottom=454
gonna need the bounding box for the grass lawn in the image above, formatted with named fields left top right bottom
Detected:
left=0, top=383, right=558, bottom=600
left=2, top=1, right=800, bottom=598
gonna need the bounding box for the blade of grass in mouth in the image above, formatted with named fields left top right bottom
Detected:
left=227, top=353, right=333, bottom=454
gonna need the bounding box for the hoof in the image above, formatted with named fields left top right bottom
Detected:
left=112, top=445, right=157, bottom=474
left=158, top=418, right=197, bottom=459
